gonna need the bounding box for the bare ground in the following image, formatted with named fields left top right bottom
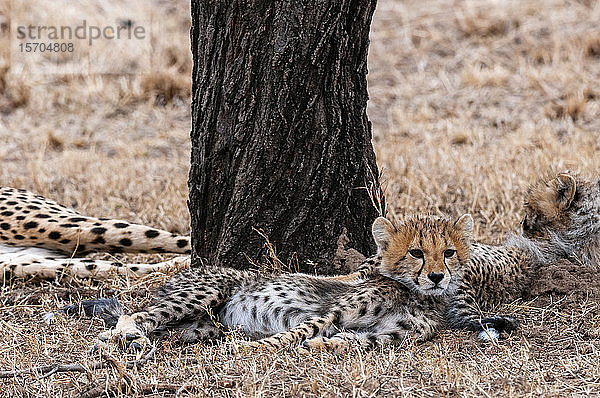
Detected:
left=1, top=0, right=600, bottom=396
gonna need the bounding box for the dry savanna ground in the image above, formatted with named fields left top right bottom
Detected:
left=1, top=0, right=600, bottom=396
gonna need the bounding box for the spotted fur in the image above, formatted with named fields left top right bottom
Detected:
left=97, top=214, right=473, bottom=351
left=448, top=172, right=600, bottom=337
left=0, top=187, right=191, bottom=280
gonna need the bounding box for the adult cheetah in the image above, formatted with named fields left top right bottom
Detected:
left=0, top=187, right=191, bottom=280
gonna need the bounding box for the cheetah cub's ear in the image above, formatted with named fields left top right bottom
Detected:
left=528, top=173, right=577, bottom=218
left=372, top=217, right=396, bottom=251
left=454, top=214, right=474, bottom=239
left=555, top=173, right=577, bottom=210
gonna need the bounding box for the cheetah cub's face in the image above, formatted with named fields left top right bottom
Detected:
left=372, top=214, right=473, bottom=294
left=521, top=172, right=600, bottom=265
left=522, top=173, right=599, bottom=240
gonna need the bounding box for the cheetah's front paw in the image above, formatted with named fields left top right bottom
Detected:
left=478, top=315, right=519, bottom=342
left=481, top=315, right=519, bottom=333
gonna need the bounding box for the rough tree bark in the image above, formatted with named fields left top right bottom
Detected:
left=189, top=0, right=383, bottom=274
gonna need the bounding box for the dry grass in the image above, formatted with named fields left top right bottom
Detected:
left=1, top=0, right=600, bottom=396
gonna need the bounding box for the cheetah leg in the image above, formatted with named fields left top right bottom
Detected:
left=448, top=290, right=519, bottom=341
left=180, top=317, right=224, bottom=343
left=0, top=248, right=190, bottom=281
left=98, top=269, right=252, bottom=347
left=303, top=332, right=366, bottom=351
left=97, top=312, right=151, bottom=351
left=247, top=313, right=336, bottom=350
left=304, top=328, right=421, bottom=352
left=304, top=320, right=438, bottom=352
left=98, top=285, right=223, bottom=345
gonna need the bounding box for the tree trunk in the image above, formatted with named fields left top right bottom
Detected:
left=189, top=0, right=383, bottom=274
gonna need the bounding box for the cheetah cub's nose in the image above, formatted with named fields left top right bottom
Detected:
left=427, top=272, right=444, bottom=285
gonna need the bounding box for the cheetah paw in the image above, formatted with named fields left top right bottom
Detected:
left=477, top=315, right=519, bottom=342
left=302, top=336, right=351, bottom=353
left=97, top=314, right=150, bottom=352
left=302, top=337, right=329, bottom=351
left=478, top=328, right=500, bottom=342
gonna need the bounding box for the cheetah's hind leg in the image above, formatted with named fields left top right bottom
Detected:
left=245, top=313, right=336, bottom=351
left=302, top=332, right=365, bottom=352
left=179, top=316, right=224, bottom=343
left=63, top=297, right=150, bottom=352
left=96, top=312, right=151, bottom=352
left=63, top=297, right=124, bottom=328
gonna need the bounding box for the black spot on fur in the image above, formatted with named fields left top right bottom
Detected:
left=59, top=239, right=70, bottom=244
left=91, top=227, right=107, bottom=235
left=0, top=211, right=14, bottom=216
left=119, top=238, right=132, bottom=246
left=177, top=239, right=188, bottom=248
left=93, top=236, right=106, bottom=244
left=86, top=264, right=97, bottom=271
left=23, top=221, right=38, bottom=229
left=130, top=266, right=139, bottom=272
left=145, top=229, right=160, bottom=238
left=69, top=217, right=87, bottom=222
left=48, top=231, right=61, bottom=240
left=358, top=306, right=367, bottom=317
left=5, top=201, right=17, bottom=206
left=59, top=223, right=79, bottom=228
left=114, top=223, right=129, bottom=228
left=372, top=305, right=382, bottom=317
left=13, top=234, right=25, bottom=240
left=35, top=214, right=51, bottom=219
left=38, top=228, right=46, bottom=233
left=16, top=216, right=25, bottom=220
left=0, top=223, right=9, bottom=230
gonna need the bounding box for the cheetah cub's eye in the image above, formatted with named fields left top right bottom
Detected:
left=408, top=249, right=424, bottom=259
left=444, top=249, right=456, bottom=258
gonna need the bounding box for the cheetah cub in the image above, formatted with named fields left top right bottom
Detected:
left=98, top=214, right=473, bottom=351
left=448, top=172, right=600, bottom=341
